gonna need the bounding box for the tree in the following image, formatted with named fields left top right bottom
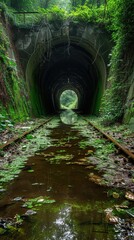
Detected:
left=9, top=0, right=39, bottom=10
left=85, top=0, right=106, bottom=6
left=10, top=0, right=28, bottom=10
left=81, top=0, right=86, bottom=5
left=70, top=0, right=81, bottom=7
left=39, top=0, right=50, bottom=9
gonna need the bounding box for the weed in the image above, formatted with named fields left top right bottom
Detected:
left=48, top=154, right=73, bottom=164
left=22, top=196, right=56, bottom=210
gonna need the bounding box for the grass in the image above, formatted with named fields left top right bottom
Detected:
left=0, top=120, right=60, bottom=191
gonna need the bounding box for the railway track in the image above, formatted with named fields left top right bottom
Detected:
left=84, top=118, right=134, bottom=162
left=0, top=116, right=133, bottom=164
left=0, top=117, right=52, bottom=151
left=0, top=116, right=133, bottom=240
left=0, top=115, right=133, bottom=195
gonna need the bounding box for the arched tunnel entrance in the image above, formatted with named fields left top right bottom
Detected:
left=60, top=89, right=78, bottom=110
left=26, top=37, right=106, bottom=116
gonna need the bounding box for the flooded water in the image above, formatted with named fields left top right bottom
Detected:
left=0, top=120, right=129, bottom=239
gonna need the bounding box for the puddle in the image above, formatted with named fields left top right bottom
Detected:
left=0, top=122, right=132, bottom=239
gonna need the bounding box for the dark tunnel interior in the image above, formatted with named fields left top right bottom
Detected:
left=27, top=40, right=106, bottom=116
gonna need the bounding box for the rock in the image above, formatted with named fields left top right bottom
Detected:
left=13, top=197, right=23, bottom=202
left=0, top=189, right=6, bottom=192
left=23, top=210, right=37, bottom=216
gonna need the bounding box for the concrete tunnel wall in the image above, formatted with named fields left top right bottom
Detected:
left=26, top=36, right=106, bottom=115
left=15, top=22, right=113, bottom=116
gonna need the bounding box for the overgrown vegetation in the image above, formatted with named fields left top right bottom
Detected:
left=0, top=120, right=56, bottom=190
left=0, top=0, right=133, bottom=124
left=101, top=0, right=134, bottom=124
left=22, top=196, right=56, bottom=210
left=0, top=0, right=121, bottom=26
left=0, top=19, right=30, bottom=131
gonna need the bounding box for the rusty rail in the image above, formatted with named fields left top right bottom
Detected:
left=84, top=119, right=134, bottom=162
left=0, top=118, right=52, bottom=151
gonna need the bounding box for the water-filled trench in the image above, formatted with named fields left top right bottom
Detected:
left=0, top=116, right=132, bottom=239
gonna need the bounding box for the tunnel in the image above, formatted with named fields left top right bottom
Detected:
left=26, top=36, right=106, bottom=116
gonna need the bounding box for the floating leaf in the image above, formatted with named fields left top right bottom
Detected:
left=88, top=173, right=104, bottom=186
left=125, top=192, right=134, bottom=201
left=85, top=166, right=94, bottom=170
left=23, top=196, right=56, bottom=210
left=42, top=152, right=55, bottom=157
left=27, top=169, right=34, bottom=173
left=79, top=158, right=87, bottom=162
left=106, top=214, right=119, bottom=224
left=104, top=208, right=119, bottom=224
left=32, top=183, right=44, bottom=186
left=73, top=161, right=87, bottom=165
left=86, top=150, right=94, bottom=155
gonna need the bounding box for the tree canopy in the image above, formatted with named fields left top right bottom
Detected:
left=0, top=0, right=108, bottom=11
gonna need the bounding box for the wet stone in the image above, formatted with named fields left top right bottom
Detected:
left=12, top=197, right=23, bottom=202
left=0, top=189, right=6, bottom=192
left=23, top=210, right=37, bottom=216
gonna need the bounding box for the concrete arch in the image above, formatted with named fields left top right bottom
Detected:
left=26, top=36, right=107, bottom=115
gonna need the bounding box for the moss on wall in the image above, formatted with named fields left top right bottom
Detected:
left=0, top=1, right=133, bottom=124
left=0, top=15, right=30, bottom=126
left=101, top=0, right=134, bottom=124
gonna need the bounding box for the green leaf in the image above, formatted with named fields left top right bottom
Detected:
left=27, top=169, right=34, bottom=173
left=26, top=134, right=34, bottom=140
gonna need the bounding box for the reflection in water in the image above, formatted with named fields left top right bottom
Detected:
left=60, top=110, right=78, bottom=124
left=27, top=201, right=113, bottom=240
left=53, top=206, right=76, bottom=240
left=114, top=219, right=134, bottom=239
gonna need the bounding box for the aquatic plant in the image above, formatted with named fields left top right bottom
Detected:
left=48, top=154, right=74, bottom=164
left=22, top=196, right=56, bottom=210
left=0, top=124, right=52, bottom=190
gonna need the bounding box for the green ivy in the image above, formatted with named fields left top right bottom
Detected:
left=0, top=20, right=30, bottom=128
left=69, top=4, right=107, bottom=23
left=0, top=1, right=133, bottom=124
left=101, top=0, right=134, bottom=124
